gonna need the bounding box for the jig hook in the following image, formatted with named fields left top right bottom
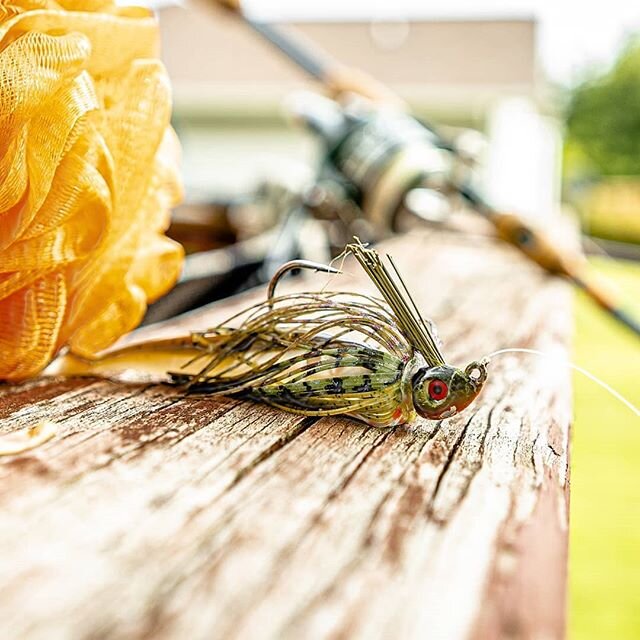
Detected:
left=267, top=260, right=341, bottom=303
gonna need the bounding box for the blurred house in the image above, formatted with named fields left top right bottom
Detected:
left=160, top=9, right=537, bottom=117
left=159, top=6, right=557, bottom=218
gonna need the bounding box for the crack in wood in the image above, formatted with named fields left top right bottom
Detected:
left=210, top=426, right=398, bottom=634
left=228, top=415, right=318, bottom=487
left=275, top=427, right=440, bottom=636
left=426, top=415, right=475, bottom=523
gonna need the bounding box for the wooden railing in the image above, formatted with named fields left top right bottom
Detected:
left=0, top=230, right=572, bottom=639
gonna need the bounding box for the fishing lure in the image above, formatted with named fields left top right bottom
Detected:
left=51, top=240, right=488, bottom=428
left=4, top=237, right=636, bottom=462
left=0, top=241, right=488, bottom=456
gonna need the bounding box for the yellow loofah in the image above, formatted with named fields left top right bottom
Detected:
left=0, top=0, right=184, bottom=379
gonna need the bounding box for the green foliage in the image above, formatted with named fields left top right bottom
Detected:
left=566, top=39, right=640, bottom=176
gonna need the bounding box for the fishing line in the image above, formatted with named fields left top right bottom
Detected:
left=486, top=347, right=639, bottom=417
left=319, top=247, right=352, bottom=293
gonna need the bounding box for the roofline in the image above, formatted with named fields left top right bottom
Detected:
left=244, top=14, right=538, bottom=26
left=153, top=4, right=537, bottom=24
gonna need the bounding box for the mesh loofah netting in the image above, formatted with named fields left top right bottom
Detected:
left=0, top=0, right=184, bottom=379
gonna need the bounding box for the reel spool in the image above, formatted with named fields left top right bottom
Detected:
left=287, top=93, right=455, bottom=235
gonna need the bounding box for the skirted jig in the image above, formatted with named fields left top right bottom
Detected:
left=1, top=241, right=488, bottom=455
left=49, top=239, right=488, bottom=429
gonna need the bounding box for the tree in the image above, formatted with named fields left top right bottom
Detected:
left=566, top=39, right=640, bottom=176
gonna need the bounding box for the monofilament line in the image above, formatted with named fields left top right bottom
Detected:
left=487, top=348, right=639, bottom=418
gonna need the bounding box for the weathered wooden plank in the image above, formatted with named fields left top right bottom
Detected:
left=0, top=230, right=572, bottom=640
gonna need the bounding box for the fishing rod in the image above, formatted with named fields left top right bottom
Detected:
left=209, top=0, right=640, bottom=339
left=212, top=0, right=404, bottom=107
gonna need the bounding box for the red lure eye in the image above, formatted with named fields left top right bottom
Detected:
left=428, top=379, right=448, bottom=401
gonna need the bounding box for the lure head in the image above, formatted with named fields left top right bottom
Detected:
left=411, top=361, right=488, bottom=420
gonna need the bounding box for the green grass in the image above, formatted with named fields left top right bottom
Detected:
left=570, top=257, right=640, bottom=639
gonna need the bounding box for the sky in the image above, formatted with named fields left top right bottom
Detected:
left=241, top=0, right=640, bottom=84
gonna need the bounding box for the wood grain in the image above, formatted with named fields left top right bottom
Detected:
left=0, top=231, right=573, bottom=640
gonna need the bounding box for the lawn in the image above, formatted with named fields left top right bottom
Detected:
left=570, top=257, right=640, bottom=639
